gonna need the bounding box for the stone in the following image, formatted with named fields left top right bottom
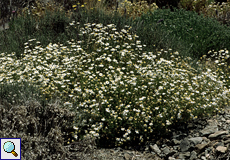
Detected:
left=188, top=137, right=203, bottom=145
left=172, top=139, right=181, bottom=145
left=224, top=139, right=230, bottom=144
left=208, top=130, right=228, bottom=139
left=162, top=147, right=170, bottom=156
left=189, top=151, right=197, bottom=160
left=178, top=152, right=190, bottom=159
left=221, top=117, right=226, bottom=121
left=222, top=134, right=230, bottom=140
left=180, top=138, right=190, bottom=152
left=150, top=144, right=161, bottom=155
left=216, top=146, right=227, bottom=153
left=201, top=156, right=207, bottom=160
left=213, top=142, right=224, bottom=148
left=124, top=153, right=132, bottom=160
left=196, top=143, right=208, bottom=151
left=200, top=121, right=218, bottom=136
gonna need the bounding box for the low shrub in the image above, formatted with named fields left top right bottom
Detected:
left=113, top=0, right=159, bottom=20
left=201, top=1, right=230, bottom=26
left=178, top=0, right=211, bottom=13
left=0, top=98, right=78, bottom=159
left=1, top=22, right=229, bottom=148
left=136, top=8, right=230, bottom=59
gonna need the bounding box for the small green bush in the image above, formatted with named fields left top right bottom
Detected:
left=136, top=8, right=230, bottom=59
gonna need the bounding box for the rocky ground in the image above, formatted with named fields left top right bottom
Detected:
left=65, top=106, right=230, bottom=160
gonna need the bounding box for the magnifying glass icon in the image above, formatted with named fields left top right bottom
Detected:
left=3, top=141, right=18, bottom=157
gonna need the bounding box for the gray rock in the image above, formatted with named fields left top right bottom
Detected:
left=202, top=137, right=210, bottom=143
left=201, top=156, right=207, bottom=160
left=180, top=138, right=190, bottom=152
left=124, top=153, right=131, bottom=160
left=172, top=139, right=181, bottom=145
left=208, top=130, right=228, bottom=139
left=173, top=145, right=180, bottom=150
left=188, top=137, right=203, bottom=145
left=200, top=121, right=218, bottom=136
left=224, top=139, right=230, bottom=144
left=150, top=144, right=161, bottom=155
left=189, top=151, right=197, bottom=160
left=213, top=142, right=224, bottom=148
left=179, top=152, right=190, bottom=159
left=162, top=147, right=170, bottom=156
left=221, top=134, right=230, bottom=140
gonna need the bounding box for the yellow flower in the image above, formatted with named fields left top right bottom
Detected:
left=72, top=5, right=77, bottom=8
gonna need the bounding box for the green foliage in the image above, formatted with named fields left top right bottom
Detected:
left=0, top=1, right=75, bottom=60
left=135, top=8, right=230, bottom=59
left=0, top=81, right=42, bottom=107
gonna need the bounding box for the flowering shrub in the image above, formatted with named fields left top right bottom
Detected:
left=178, top=0, right=209, bottom=13
left=201, top=1, right=230, bottom=26
left=0, top=22, right=229, bottom=148
left=114, top=0, right=158, bottom=20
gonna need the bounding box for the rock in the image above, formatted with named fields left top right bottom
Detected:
left=178, top=152, right=190, bottom=159
left=150, top=144, right=161, bottom=155
left=162, top=146, right=170, bottom=155
left=201, top=156, right=207, bottom=160
left=222, top=134, right=230, bottom=140
left=200, top=120, right=218, bottom=136
left=180, top=138, right=190, bottom=152
left=124, top=153, right=132, bottom=160
left=224, top=139, right=230, bottom=144
left=189, top=151, right=197, bottom=160
left=188, top=137, right=203, bottom=145
left=196, top=143, right=209, bottom=151
left=172, top=139, right=181, bottom=145
left=202, top=136, right=210, bottom=142
left=216, top=146, right=227, bottom=153
left=208, top=130, right=228, bottom=139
